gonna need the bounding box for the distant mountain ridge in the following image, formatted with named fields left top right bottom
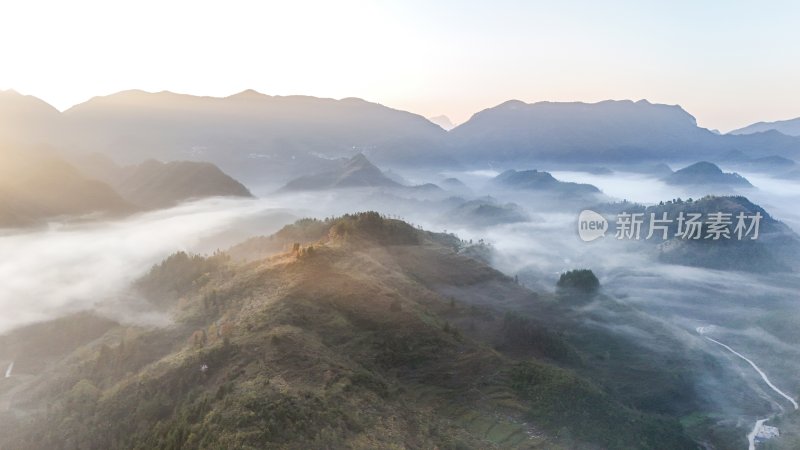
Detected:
left=61, top=89, right=449, bottom=181
left=427, top=115, right=455, bottom=130
left=449, top=99, right=800, bottom=164
left=0, top=90, right=65, bottom=147
left=3, top=91, right=800, bottom=180
left=730, top=117, right=800, bottom=137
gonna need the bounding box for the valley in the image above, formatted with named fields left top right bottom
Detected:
left=3, top=3, right=800, bottom=448
left=1, top=88, right=800, bottom=450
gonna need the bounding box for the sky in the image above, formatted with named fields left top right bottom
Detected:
left=0, top=0, right=798, bottom=132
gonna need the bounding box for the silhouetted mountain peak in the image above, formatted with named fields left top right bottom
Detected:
left=0, top=90, right=64, bottom=146
left=494, top=169, right=558, bottom=186
left=0, top=147, right=134, bottom=226
left=492, top=169, right=601, bottom=195
left=344, top=152, right=372, bottom=168
left=469, top=98, right=694, bottom=122
left=334, top=153, right=393, bottom=186
left=0, top=89, right=60, bottom=113
left=114, top=159, right=252, bottom=209
left=229, top=89, right=266, bottom=99
left=450, top=99, right=713, bottom=164
left=731, top=117, right=800, bottom=137
left=441, top=177, right=468, bottom=188
left=339, top=97, right=369, bottom=104
left=279, top=154, right=401, bottom=191
left=428, top=115, right=455, bottom=130
left=497, top=99, right=527, bottom=109
left=66, top=89, right=198, bottom=113
left=71, top=156, right=252, bottom=209
left=664, top=161, right=752, bottom=187
left=677, top=161, right=723, bottom=175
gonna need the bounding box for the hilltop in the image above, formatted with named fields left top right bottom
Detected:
left=0, top=148, right=253, bottom=228
left=663, top=161, right=752, bottom=187
left=279, top=154, right=401, bottom=191
left=0, top=90, right=64, bottom=146
left=0, top=213, right=694, bottom=449
left=600, top=196, right=800, bottom=272
left=76, top=157, right=253, bottom=209
left=443, top=197, right=529, bottom=228
left=0, top=147, right=134, bottom=227
left=492, top=169, right=600, bottom=195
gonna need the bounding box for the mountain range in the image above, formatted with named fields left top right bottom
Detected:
left=59, top=89, right=448, bottom=181
left=449, top=99, right=800, bottom=165
left=4, top=90, right=800, bottom=184
left=731, top=117, right=800, bottom=137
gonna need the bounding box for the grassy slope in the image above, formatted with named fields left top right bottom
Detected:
left=1, top=213, right=695, bottom=449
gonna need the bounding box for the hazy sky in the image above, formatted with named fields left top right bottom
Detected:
left=1, top=0, right=798, bottom=131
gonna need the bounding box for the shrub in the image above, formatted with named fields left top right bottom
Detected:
left=556, top=269, right=599, bottom=293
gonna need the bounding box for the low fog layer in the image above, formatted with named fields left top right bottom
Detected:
left=3, top=169, right=799, bottom=335
left=0, top=197, right=286, bottom=334
left=0, top=189, right=439, bottom=334
left=2, top=170, right=799, bottom=441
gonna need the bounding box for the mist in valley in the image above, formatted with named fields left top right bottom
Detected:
left=0, top=197, right=284, bottom=334
left=1, top=161, right=799, bottom=449
left=3, top=1, right=800, bottom=447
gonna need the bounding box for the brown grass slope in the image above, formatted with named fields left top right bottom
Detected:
left=1, top=213, right=693, bottom=449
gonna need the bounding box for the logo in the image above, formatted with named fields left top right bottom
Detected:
left=578, top=210, right=608, bottom=242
